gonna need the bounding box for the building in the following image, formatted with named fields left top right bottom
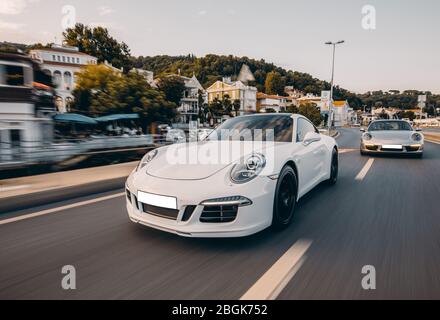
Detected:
left=256, top=92, right=294, bottom=113
left=29, top=44, right=98, bottom=113
left=284, top=86, right=304, bottom=101
left=296, top=94, right=322, bottom=107
left=206, top=78, right=257, bottom=115
left=0, top=52, right=56, bottom=167
left=130, top=68, right=155, bottom=87
left=157, top=74, right=205, bottom=125
left=332, top=100, right=351, bottom=127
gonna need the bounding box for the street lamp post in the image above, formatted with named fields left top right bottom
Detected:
left=325, top=40, right=344, bottom=134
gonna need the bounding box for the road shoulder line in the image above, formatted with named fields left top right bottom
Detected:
left=0, top=192, right=125, bottom=226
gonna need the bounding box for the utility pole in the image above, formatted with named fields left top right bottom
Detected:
left=325, top=40, right=345, bottom=134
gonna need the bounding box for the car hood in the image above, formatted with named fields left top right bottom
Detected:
left=145, top=140, right=280, bottom=180
left=369, top=131, right=418, bottom=143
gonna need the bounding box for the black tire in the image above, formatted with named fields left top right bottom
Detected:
left=360, top=150, right=366, bottom=156
left=327, top=148, right=338, bottom=185
left=272, top=166, right=298, bottom=230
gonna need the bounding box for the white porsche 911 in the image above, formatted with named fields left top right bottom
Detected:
left=360, top=120, right=424, bottom=157
left=125, top=114, right=338, bottom=237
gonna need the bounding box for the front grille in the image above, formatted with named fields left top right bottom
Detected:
left=380, top=147, right=402, bottom=152
left=200, top=205, right=238, bottom=223
left=182, top=205, right=196, bottom=222
left=142, top=203, right=179, bottom=220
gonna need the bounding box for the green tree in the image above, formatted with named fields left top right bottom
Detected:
left=208, top=97, right=224, bottom=117
left=223, top=94, right=232, bottom=116
left=156, top=76, right=186, bottom=105
left=63, top=23, right=131, bottom=71
left=72, top=64, right=177, bottom=129
left=265, top=71, right=285, bottom=95
left=286, top=105, right=299, bottom=114
left=298, top=103, right=322, bottom=126
left=233, top=99, right=241, bottom=116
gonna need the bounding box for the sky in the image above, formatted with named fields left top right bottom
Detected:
left=1, top=0, right=439, bottom=94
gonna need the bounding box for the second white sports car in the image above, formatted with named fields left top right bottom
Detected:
left=360, top=120, right=424, bottom=157
left=126, top=114, right=338, bottom=237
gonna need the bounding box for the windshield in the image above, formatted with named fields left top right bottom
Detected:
left=368, top=121, right=412, bottom=131
left=207, top=115, right=293, bottom=142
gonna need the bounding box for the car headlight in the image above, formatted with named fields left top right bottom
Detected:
left=230, top=153, right=266, bottom=184
left=411, top=132, right=423, bottom=142
left=136, top=149, right=158, bottom=171
left=362, top=132, right=372, bottom=141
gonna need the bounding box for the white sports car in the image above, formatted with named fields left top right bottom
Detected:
left=125, top=114, right=338, bottom=237
left=360, top=120, right=424, bottom=157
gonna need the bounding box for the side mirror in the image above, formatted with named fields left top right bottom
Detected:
left=303, top=132, right=321, bottom=146
left=360, top=128, right=366, bottom=132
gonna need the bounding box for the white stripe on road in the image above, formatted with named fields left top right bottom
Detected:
left=339, top=148, right=357, bottom=154
left=0, top=192, right=125, bottom=225
left=0, top=184, right=31, bottom=192
left=355, top=158, right=375, bottom=181
left=240, top=239, right=312, bottom=300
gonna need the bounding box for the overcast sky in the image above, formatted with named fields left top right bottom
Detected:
left=1, top=0, right=439, bottom=93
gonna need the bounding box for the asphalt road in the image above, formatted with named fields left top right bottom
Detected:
left=1, top=128, right=440, bottom=299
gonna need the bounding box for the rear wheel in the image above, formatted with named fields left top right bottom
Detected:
left=327, top=148, right=338, bottom=185
left=272, top=166, right=298, bottom=230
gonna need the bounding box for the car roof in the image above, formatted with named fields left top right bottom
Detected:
left=234, top=113, right=299, bottom=119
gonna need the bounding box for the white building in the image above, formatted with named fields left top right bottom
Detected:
left=130, top=68, right=155, bottom=87
left=256, top=92, right=294, bottom=113
left=0, top=53, right=56, bottom=167
left=177, top=74, right=205, bottom=124
left=29, top=44, right=98, bottom=113
left=331, top=101, right=350, bottom=127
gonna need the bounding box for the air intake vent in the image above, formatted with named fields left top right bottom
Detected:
left=182, top=205, right=196, bottom=222
left=200, top=205, right=238, bottom=223
left=133, top=195, right=139, bottom=210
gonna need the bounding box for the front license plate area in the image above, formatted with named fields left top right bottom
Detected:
left=137, top=191, right=177, bottom=209
left=382, top=145, right=403, bottom=150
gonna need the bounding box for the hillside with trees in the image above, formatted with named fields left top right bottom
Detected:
left=132, top=54, right=363, bottom=109
left=3, top=22, right=440, bottom=115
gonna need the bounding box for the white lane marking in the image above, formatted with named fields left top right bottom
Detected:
left=0, top=184, right=31, bottom=192
left=240, top=239, right=312, bottom=300
left=339, top=148, right=357, bottom=154
left=355, top=158, right=375, bottom=181
left=0, top=192, right=125, bottom=225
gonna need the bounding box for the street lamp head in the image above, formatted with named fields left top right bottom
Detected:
left=325, top=41, right=333, bottom=45
left=337, top=40, right=345, bottom=44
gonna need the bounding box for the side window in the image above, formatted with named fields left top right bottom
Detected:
left=296, top=118, right=316, bottom=142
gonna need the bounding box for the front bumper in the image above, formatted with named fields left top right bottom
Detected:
left=125, top=167, right=277, bottom=238
left=360, top=142, right=424, bottom=154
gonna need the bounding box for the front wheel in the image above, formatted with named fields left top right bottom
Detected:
left=272, top=166, right=298, bottom=230
left=327, top=148, right=338, bottom=185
